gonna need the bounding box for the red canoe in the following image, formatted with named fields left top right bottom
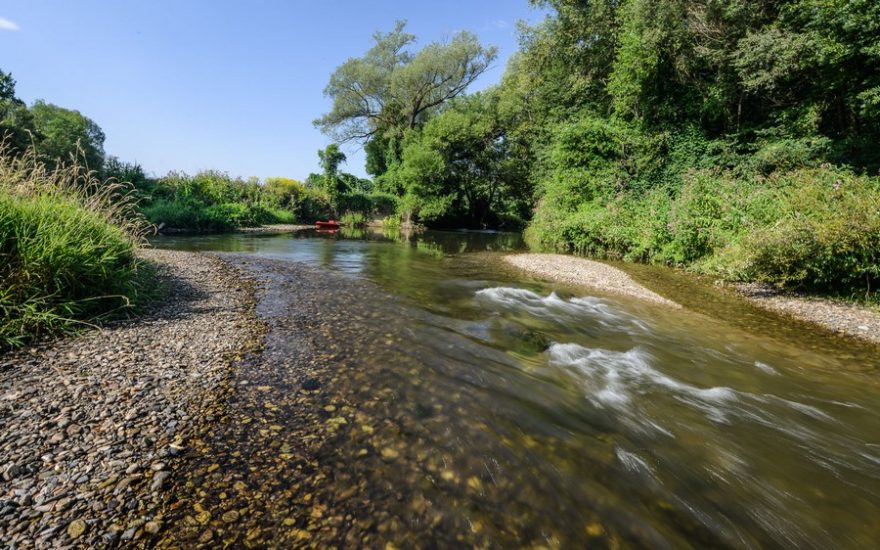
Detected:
left=315, top=220, right=341, bottom=229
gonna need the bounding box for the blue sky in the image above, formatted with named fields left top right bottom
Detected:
left=1, top=1, right=545, bottom=179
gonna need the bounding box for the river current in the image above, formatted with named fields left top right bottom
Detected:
left=152, top=228, right=880, bottom=548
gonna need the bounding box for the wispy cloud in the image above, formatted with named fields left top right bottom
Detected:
left=0, top=17, right=19, bottom=31
left=480, top=19, right=510, bottom=33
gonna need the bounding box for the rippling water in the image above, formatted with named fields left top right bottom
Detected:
left=152, top=229, right=880, bottom=548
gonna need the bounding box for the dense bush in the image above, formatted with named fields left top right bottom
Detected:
left=141, top=171, right=297, bottom=231
left=0, top=148, right=151, bottom=347
left=528, top=166, right=880, bottom=298
left=335, top=191, right=400, bottom=220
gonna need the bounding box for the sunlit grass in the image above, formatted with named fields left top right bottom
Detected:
left=0, top=142, right=153, bottom=348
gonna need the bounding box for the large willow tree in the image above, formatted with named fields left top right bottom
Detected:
left=314, top=21, right=498, bottom=144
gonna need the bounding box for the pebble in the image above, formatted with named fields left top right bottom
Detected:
left=302, top=378, right=321, bottom=391
left=151, top=471, right=171, bottom=491
left=0, top=250, right=263, bottom=549
left=381, top=448, right=400, bottom=460
left=67, top=519, right=87, bottom=539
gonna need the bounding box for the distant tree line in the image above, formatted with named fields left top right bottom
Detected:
left=0, top=69, right=391, bottom=231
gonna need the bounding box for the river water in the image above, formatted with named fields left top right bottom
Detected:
left=152, top=228, right=880, bottom=548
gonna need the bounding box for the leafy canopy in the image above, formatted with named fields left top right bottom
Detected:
left=30, top=100, right=106, bottom=172
left=315, top=21, right=498, bottom=143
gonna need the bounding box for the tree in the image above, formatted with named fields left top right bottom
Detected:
left=317, top=143, right=348, bottom=197
left=265, top=177, right=307, bottom=208
left=391, top=92, right=531, bottom=227
left=103, top=156, right=149, bottom=187
left=318, top=143, right=347, bottom=177
left=0, top=70, right=37, bottom=156
left=314, top=21, right=498, bottom=144
left=30, top=100, right=105, bottom=171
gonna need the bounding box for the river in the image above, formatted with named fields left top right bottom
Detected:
left=151, top=228, right=880, bottom=548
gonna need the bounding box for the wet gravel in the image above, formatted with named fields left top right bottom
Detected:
left=151, top=255, right=713, bottom=549
left=504, top=253, right=680, bottom=307
left=0, top=249, right=263, bottom=549
left=736, top=283, right=880, bottom=345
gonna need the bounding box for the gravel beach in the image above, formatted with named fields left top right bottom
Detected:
left=503, top=253, right=680, bottom=307
left=505, top=252, right=879, bottom=345
left=735, top=283, right=880, bottom=345
left=0, top=249, right=263, bottom=549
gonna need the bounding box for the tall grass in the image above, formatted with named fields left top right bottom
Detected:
left=339, top=211, right=368, bottom=227
left=0, top=143, right=152, bottom=348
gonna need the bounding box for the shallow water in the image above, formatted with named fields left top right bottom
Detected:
left=152, top=229, right=880, bottom=548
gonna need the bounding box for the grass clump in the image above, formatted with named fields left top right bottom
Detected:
left=0, top=144, right=152, bottom=348
left=381, top=215, right=401, bottom=232
left=339, top=211, right=368, bottom=227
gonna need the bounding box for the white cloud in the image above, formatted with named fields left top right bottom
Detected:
left=0, top=17, right=20, bottom=31
left=480, top=20, right=510, bottom=32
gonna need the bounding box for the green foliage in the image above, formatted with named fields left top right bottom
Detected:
left=379, top=92, right=532, bottom=227
left=367, top=192, right=399, bottom=217
left=339, top=211, right=368, bottom=227
left=381, top=215, right=401, bottom=232
left=0, top=70, right=37, bottom=157
left=498, top=0, right=880, bottom=299
left=528, top=166, right=880, bottom=297
left=315, top=21, right=497, bottom=144
left=0, top=146, right=151, bottom=348
left=723, top=170, right=880, bottom=295
left=30, top=100, right=106, bottom=172
left=318, top=144, right=346, bottom=176
left=142, top=171, right=298, bottom=231
left=103, top=156, right=151, bottom=188
left=265, top=177, right=307, bottom=208
left=336, top=191, right=372, bottom=214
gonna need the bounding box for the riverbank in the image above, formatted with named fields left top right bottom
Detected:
left=157, top=224, right=312, bottom=235
left=505, top=252, right=880, bottom=345
left=503, top=253, right=680, bottom=307
left=734, top=283, right=880, bottom=345
left=0, top=249, right=262, bottom=548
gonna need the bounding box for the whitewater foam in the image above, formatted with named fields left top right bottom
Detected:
left=548, top=342, right=737, bottom=413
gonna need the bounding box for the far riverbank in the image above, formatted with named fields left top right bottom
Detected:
left=504, top=252, right=880, bottom=345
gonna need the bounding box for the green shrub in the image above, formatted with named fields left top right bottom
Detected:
left=723, top=170, right=880, bottom=295
left=529, top=164, right=880, bottom=299
left=142, top=171, right=299, bottom=231
left=0, top=148, right=151, bottom=348
left=141, top=198, right=199, bottom=229
left=369, top=192, right=400, bottom=217
left=297, top=189, right=333, bottom=223
left=337, top=192, right=372, bottom=214
left=381, top=215, right=401, bottom=232
left=340, top=211, right=368, bottom=227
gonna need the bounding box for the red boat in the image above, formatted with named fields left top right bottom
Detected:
left=315, top=220, right=341, bottom=229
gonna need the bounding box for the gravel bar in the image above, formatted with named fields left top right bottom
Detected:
left=504, top=253, right=680, bottom=307
left=736, top=283, right=880, bottom=345
left=0, top=249, right=263, bottom=549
